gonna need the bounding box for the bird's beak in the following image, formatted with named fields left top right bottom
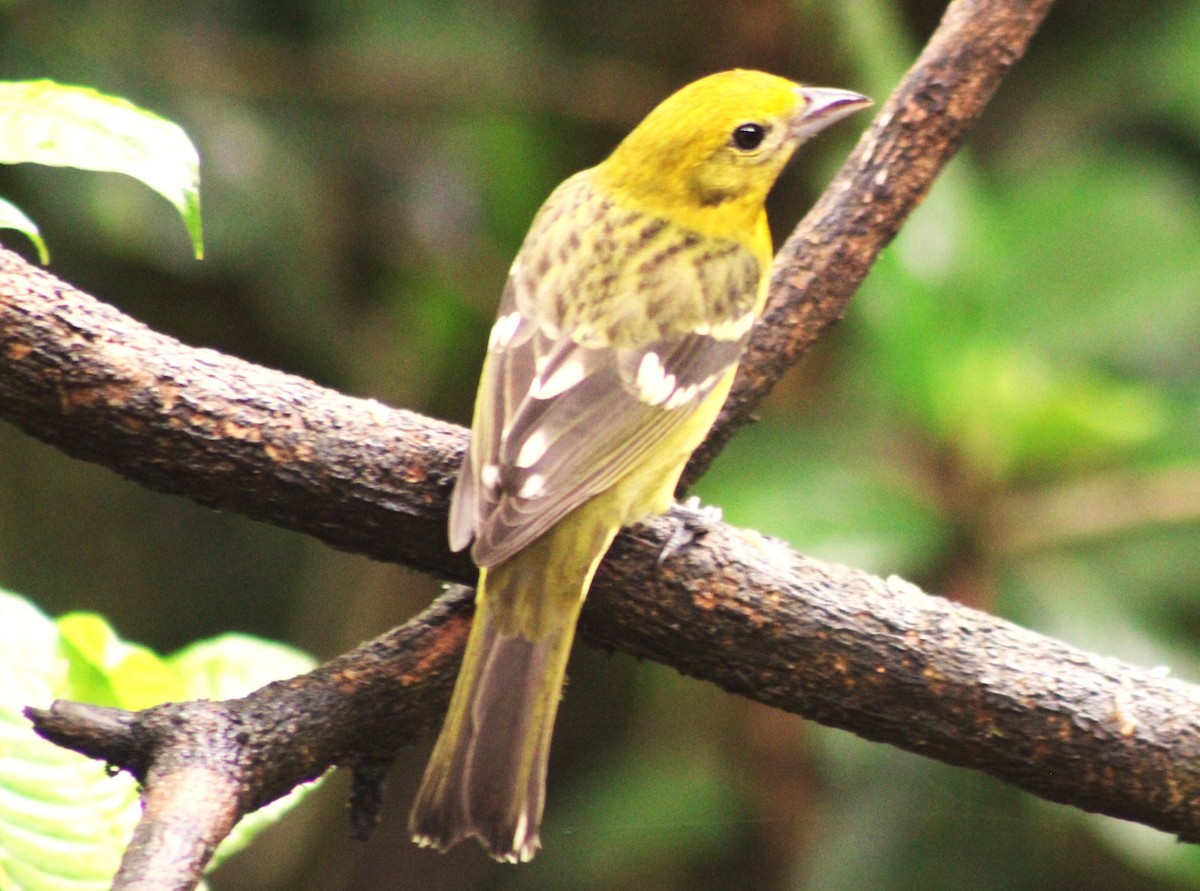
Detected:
left=792, top=86, right=873, bottom=140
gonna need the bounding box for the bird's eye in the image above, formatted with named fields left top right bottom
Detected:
left=731, top=123, right=767, bottom=151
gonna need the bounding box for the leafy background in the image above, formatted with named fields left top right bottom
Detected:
left=2, top=0, right=1199, bottom=888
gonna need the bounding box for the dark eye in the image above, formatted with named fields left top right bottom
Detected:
left=731, top=122, right=767, bottom=150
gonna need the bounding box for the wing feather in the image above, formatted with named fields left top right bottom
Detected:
left=450, top=172, right=763, bottom=567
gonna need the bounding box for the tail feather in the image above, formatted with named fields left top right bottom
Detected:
left=408, top=563, right=583, bottom=862
left=412, top=502, right=619, bottom=861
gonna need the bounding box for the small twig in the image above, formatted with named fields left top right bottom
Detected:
left=27, top=588, right=474, bottom=889
left=989, top=464, right=1200, bottom=554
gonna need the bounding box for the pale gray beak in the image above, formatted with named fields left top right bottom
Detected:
left=792, top=86, right=873, bottom=140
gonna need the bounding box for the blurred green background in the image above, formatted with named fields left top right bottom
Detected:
left=3, top=0, right=1200, bottom=888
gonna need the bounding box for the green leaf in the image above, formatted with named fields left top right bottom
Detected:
left=1091, top=813, right=1200, bottom=885
left=0, top=80, right=203, bottom=258
left=695, top=420, right=951, bottom=577
left=56, top=613, right=185, bottom=710
left=169, top=634, right=315, bottom=701
left=0, top=590, right=321, bottom=889
left=0, top=196, right=48, bottom=263
left=547, top=743, right=739, bottom=887
left=0, top=591, right=138, bottom=891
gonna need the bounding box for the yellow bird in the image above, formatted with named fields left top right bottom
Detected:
left=410, top=69, right=870, bottom=862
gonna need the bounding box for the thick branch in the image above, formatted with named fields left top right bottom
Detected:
left=29, top=511, right=1200, bottom=862
left=0, top=247, right=473, bottom=580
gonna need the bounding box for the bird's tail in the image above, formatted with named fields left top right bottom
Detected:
left=409, top=518, right=615, bottom=862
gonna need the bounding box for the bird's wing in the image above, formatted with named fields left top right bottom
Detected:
left=449, top=174, right=763, bottom=567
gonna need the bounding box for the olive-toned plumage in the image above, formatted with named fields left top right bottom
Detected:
left=410, top=69, right=870, bottom=862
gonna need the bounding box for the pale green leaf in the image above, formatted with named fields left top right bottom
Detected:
left=696, top=420, right=950, bottom=577
left=0, top=196, right=48, bottom=263
left=0, top=80, right=203, bottom=258
left=0, top=590, right=322, bottom=889
left=0, top=591, right=140, bottom=891
left=170, top=634, right=315, bottom=701
left=55, top=612, right=185, bottom=710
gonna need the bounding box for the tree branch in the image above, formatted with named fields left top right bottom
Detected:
left=0, top=246, right=472, bottom=580
left=26, top=509, right=1200, bottom=879
left=686, top=0, right=1055, bottom=482
left=9, top=1, right=1174, bottom=889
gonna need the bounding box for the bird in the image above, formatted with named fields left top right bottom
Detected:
left=409, top=68, right=870, bottom=863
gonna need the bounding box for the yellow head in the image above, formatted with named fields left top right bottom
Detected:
left=595, top=69, right=870, bottom=239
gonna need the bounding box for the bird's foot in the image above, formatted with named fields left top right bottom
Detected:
left=658, top=496, right=723, bottom=566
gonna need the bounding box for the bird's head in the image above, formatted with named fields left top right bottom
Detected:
left=597, top=69, right=871, bottom=237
